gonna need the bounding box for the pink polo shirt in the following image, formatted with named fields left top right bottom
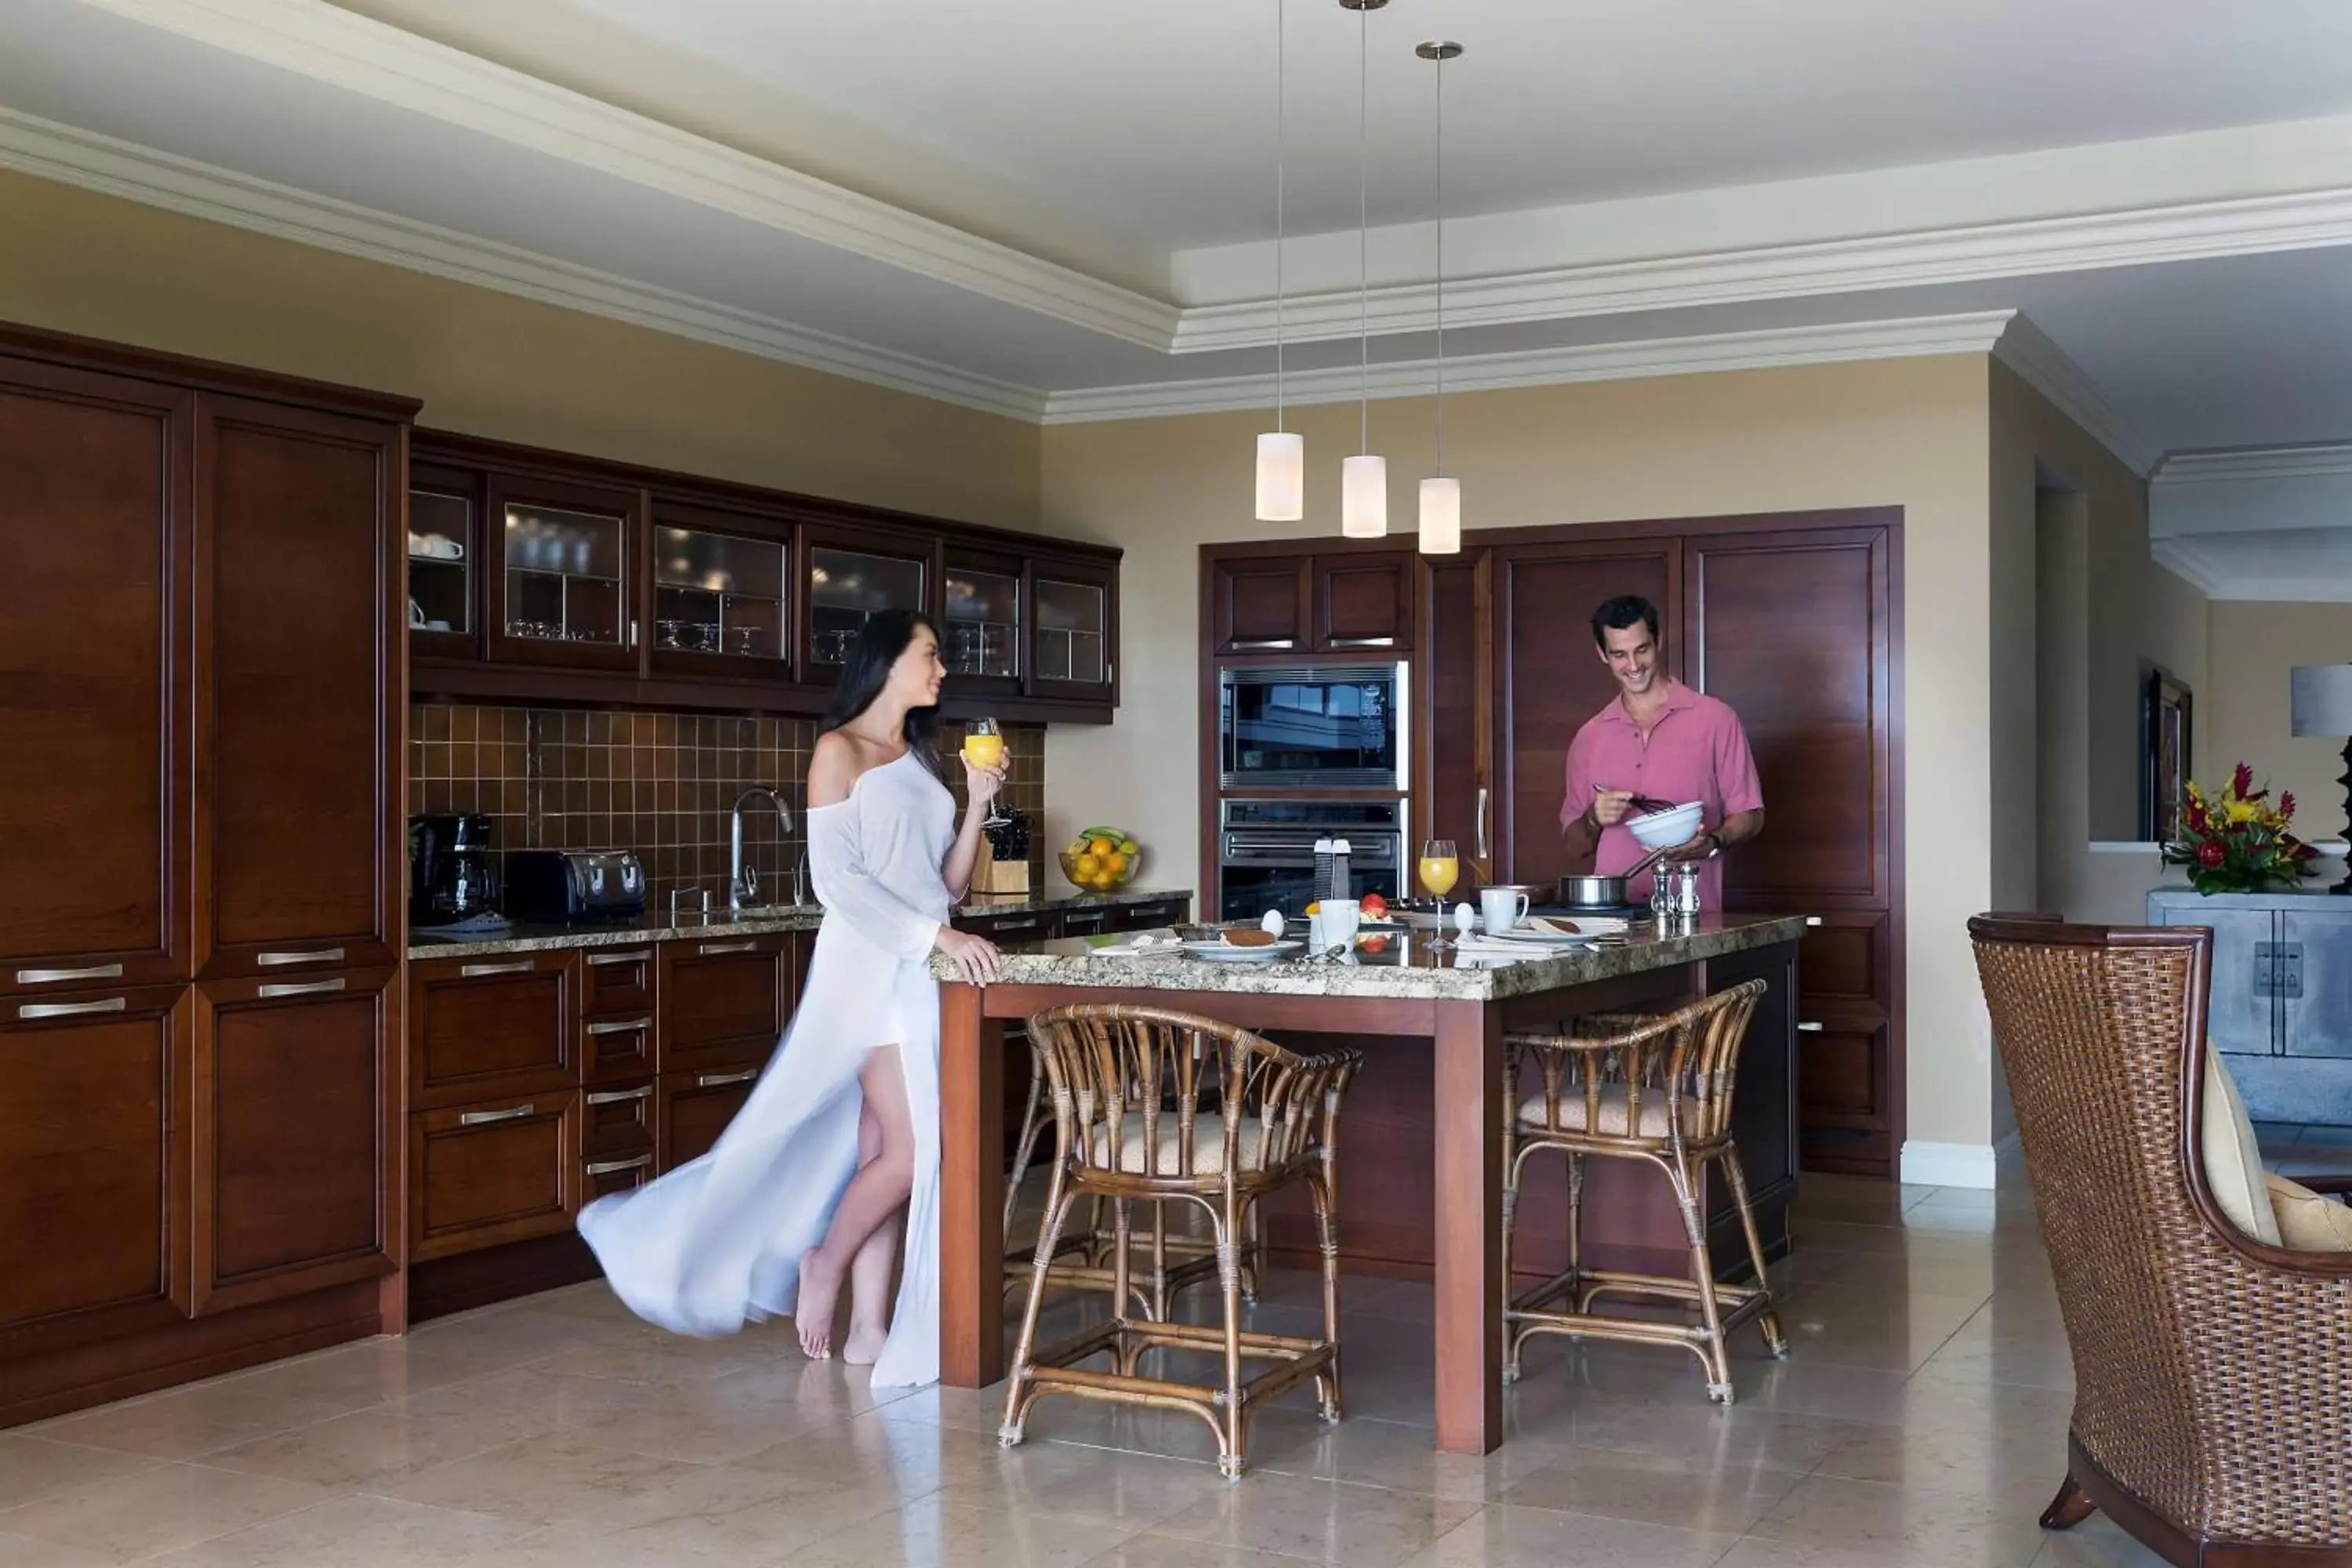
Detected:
left=1561, top=679, right=1763, bottom=906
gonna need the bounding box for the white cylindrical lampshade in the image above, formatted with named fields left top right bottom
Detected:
left=1254, top=431, right=1304, bottom=522
left=2293, top=664, right=2352, bottom=737
left=1418, top=476, right=1461, bottom=555
left=1341, top=453, right=1388, bottom=538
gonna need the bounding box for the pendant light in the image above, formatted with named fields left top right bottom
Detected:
left=1416, top=39, right=1462, bottom=556
left=1338, top=0, right=1388, bottom=538
left=1253, top=0, right=1302, bottom=521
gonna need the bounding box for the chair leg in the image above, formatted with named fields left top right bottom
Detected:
left=1671, top=1154, right=1735, bottom=1405
left=1565, top=1151, right=1587, bottom=1312
left=1002, top=1044, right=1048, bottom=1236
left=1218, top=1189, right=1248, bottom=1479
left=1112, top=1198, right=1143, bottom=1375
left=1148, top=1202, right=1171, bottom=1322
left=2040, top=1473, right=2097, bottom=1530
left=1001, top=1174, right=1079, bottom=1447
left=1242, top=1203, right=1262, bottom=1305
left=1310, top=1165, right=1343, bottom=1422
left=1719, top=1142, right=1788, bottom=1358
left=1500, top=1138, right=1523, bottom=1385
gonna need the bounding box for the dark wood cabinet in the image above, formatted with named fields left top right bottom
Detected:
left=944, top=545, right=1026, bottom=699
left=648, top=497, right=795, bottom=685
left=1028, top=555, right=1117, bottom=703
left=1419, top=552, right=1494, bottom=884
left=661, top=1069, right=759, bottom=1169
left=0, top=361, right=191, bottom=1000
left=408, top=1094, right=580, bottom=1261
left=1210, top=551, right=1410, bottom=656
left=191, top=971, right=397, bottom=1315
left=197, top=396, right=404, bottom=979
left=583, top=1013, right=657, bottom=1083
left=485, top=472, right=641, bottom=673
left=801, top=523, right=938, bottom=682
left=408, top=953, right=576, bottom=1110
left=1314, top=554, right=1412, bottom=653
left=407, top=459, right=481, bottom=665
left=579, top=945, right=658, bottom=1017
left=1210, top=555, right=1311, bottom=654
left=582, top=1080, right=657, bottom=1159
left=659, top=934, right=792, bottom=1077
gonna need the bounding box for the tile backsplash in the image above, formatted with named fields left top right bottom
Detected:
left=408, top=705, right=1047, bottom=916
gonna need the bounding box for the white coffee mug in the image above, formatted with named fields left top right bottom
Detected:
left=1479, top=886, right=1530, bottom=934
left=1318, top=897, right=1361, bottom=949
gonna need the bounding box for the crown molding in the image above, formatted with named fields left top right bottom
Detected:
left=2151, top=537, right=2352, bottom=602
left=74, top=0, right=1178, bottom=350
left=2153, top=443, right=2352, bottom=486
left=1990, top=314, right=2158, bottom=477
left=1043, top=311, right=2016, bottom=424
left=1173, top=185, right=2352, bottom=354
left=0, top=106, right=1051, bottom=421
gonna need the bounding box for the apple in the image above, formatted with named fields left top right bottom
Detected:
left=1359, top=892, right=1389, bottom=921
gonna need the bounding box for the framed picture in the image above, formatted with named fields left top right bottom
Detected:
left=2141, top=664, right=2194, bottom=842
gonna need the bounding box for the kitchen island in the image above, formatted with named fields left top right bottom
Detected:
left=935, top=911, right=1807, bottom=1456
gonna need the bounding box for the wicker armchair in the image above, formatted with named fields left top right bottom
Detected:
left=1971, top=914, right=2352, bottom=1565
left=1000, top=1004, right=1361, bottom=1479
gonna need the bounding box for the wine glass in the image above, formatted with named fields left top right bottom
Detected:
left=1419, top=839, right=1461, bottom=948
left=963, top=718, right=1011, bottom=827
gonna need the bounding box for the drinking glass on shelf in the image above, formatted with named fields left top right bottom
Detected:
left=1419, top=839, right=1461, bottom=947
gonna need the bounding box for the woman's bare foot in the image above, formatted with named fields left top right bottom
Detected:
left=840, top=1322, right=889, bottom=1366
left=796, top=1247, right=841, bottom=1359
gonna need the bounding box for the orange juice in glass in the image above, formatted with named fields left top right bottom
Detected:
left=1418, top=839, right=1460, bottom=900
left=962, top=717, right=1005, bottom=771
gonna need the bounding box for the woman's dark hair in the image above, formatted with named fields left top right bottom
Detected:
left=1590, top=593, right=1661, bottom=648
left=818, top=609, right=941, bottom=774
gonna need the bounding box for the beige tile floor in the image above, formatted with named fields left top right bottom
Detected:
left=0, top=1171, right=2158, bottom=1568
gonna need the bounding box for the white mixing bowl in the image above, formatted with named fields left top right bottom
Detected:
left=1625, top=800, right=1704, bottom=850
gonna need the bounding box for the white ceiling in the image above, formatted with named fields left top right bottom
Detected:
left=7, top=0, right=2352, bottom=477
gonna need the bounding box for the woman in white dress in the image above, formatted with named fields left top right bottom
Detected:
left=578, top=610, right=1004, bottom=1382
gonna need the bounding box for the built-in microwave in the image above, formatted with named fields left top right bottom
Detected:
left=1217, top=799, right=1405, bottom=920
left=1217, top=662, right=1407, bottom=790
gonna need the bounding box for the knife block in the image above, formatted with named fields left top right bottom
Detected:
left=971, top=836, right=1031, bottom=895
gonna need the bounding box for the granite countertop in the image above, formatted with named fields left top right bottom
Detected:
left=405, top=886, right=1195, bottom=960
left=931, top=913, right=1810, bottom=1003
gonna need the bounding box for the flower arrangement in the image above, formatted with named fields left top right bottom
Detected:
left=2161, top=763, right=2321, bottom=895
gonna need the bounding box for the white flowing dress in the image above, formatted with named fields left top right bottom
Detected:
left=577, top=750, right=954, bottom=1388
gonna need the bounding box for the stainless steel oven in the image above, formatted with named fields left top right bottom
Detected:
left=1218, top=662, right=1406, bottom=790
left=1217, top=799, right=1405, bottom=920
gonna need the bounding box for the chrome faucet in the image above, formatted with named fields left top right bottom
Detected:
left=728, top=786, right=802, bottom=912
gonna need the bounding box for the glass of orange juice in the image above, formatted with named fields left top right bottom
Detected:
left=1420, top=839, right=1461, bottom=945
left=962, top=716, right=1005, bottom=771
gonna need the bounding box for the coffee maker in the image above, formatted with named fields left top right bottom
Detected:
left=408, top=814, right=499, bottom=926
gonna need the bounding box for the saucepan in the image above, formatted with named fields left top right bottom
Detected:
left=1555, top=842, right=1676, bottom=911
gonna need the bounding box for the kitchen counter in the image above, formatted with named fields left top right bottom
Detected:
left=404, top=885, right=1193, bottom=960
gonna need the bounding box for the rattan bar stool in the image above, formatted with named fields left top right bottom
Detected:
left=1501, top=979, right=1787, bottom=1403
left=1001, top=1004, right=1361, bottom=1479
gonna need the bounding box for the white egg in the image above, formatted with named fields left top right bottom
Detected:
left=1453, top=902, right=1478, bottom=935
left=1260, top=909, right=1287, bottom=937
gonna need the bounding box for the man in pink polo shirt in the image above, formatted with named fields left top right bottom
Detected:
left=1561, top=595, right=1765, bottom=907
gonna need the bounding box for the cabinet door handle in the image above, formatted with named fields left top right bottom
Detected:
left=698, top=940, right=758, bottom=956
left=257, top=946, right=343, bottom=967
left=1805, top=916, right=1824, bottom=927
left=586, top=1018, right=652, bottom=1036
left=697, top=1069, right=759, bottom=1087
left=459, top=1103, right=536, bottom=1126
left=16, top=962, right=123, bottom=986
left=586, top=949, right=653, bottom=967
left=18, top=996, right=127, bottom=1021
left=257, top=978, right=347, bottom=999
left=1229, top=637, right=1295, bottom=651
left=586, top=1153, right=652, bottom=1177
left=1475, top=786, right=1490, bottom=861
left=585, top=1085, right=653, bottom=1105
left=1327, top=635, right=1396, bottom=648
left=460, top=960, right=534, bottom=977
left=1797, top=1021, right=1825, bottom=1033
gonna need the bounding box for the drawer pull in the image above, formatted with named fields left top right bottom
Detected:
left=257, top=947, right=343, bottom=967
left=586, top=949, right=653, bottom=967
left=459, top=960, right=535, bottom=978
left=586, top=1153, right=653, bottom=1177
left=1326, top=635, right=1396, bottom=648
left=698, top=940, right=757, bottom=955
left=16, top=962, right=123, bottom=985
left=586, top=1018, right=652, bottom=1036
left=697, top=1069, right=759, bottom=1088
left=1797, top=1021, right=1825, bottom=1033
left=1805, top=916, right=1824, bottom=927
left=1230, top=637, right=1296, bottom=651
left=586, top=1085, right=654, bottom=1105
left=18, top=996, right=127, bottom=1020
left=257, top=978, right=346, bottom=999
left=458, top=1103, right=537, bottom=1125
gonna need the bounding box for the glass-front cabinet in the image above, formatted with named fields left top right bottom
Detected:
left=1029, top=557, right=1115, bottom=702
left=943, top=549, right=1022, bottom=694
left=488, top=475, right=639, bottom=671
left=806, top=532, right=932, bottom=672
left=650, top=503, right=791, bottom=678
left=407, top=462, right=478, bottom=662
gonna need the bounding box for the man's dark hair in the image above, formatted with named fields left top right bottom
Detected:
left=1590, top=594, right=1661, bottom=649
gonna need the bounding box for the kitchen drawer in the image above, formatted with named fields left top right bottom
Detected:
left=581, top=1079, right=656, bottom=1158
left=408, top=953, right=577, bottom=1110
left=408, top=1091, right=578, bottom=1261
left=1055, top=905, right=1116, bottom=938
left=660, top=934, right=791, bottom=1076
left=584, top=1149, right=654, bottom=1200
left=580, top=945, right=658, bottom=1017
left=1107, top=897, right=1189, bottom=934
left=583, top=1012, right=656, bottom=1083
left=956, top=908, right=1058, bottom=945
left=660, top=1066, right=760, bottom=1170
left=1796, top=913, right=1889, bottom=1007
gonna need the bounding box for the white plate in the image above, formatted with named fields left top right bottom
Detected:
left=1523, top=916, right=1631, bottom=938
left=1180, top=939, right=1304, bottom=963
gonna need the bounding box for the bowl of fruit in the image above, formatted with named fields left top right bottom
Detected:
left=1061, top=825, right=1143, bottom=894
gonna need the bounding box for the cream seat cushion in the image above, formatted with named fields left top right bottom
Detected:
left=2201, top=1048, right=2281, bottom=1246
left=2263, top=1173, right=2352, bottom=1252
left=1087, top=1112, right=1265, bottom=1176
left=1516, top=1084, right=1700, bottom=1138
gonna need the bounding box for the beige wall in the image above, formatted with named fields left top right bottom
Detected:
left=0, top=170, right=1041, bottom=525
left=2205, top=601, right=2352, bottom=843
left=1041, top=356, right=2005, bottom=1152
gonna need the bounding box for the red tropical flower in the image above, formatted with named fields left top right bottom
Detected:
left=2234, top=761, right=2256, bottom=799
left=2197, top=841, right=2227, bottom=869
left=2283, top=790, right=2299, bottom=819
left=2186, top=797, right=2208, bottom=830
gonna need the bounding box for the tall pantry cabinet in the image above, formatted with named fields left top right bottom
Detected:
left=0, top=325, right=412, bottom=1423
